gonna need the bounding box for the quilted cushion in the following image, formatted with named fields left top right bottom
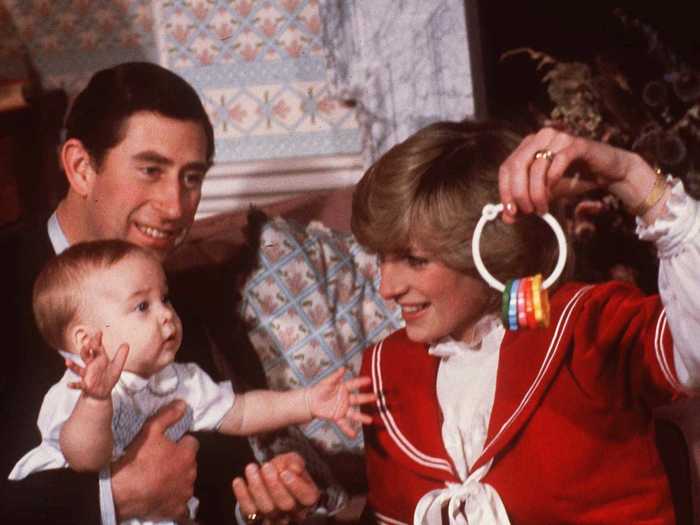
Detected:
left=240, top=217, right=401, bottom=455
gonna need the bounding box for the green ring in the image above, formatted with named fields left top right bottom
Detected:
left=502, top=279, right=513, bottom=327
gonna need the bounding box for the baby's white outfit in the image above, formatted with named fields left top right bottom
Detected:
left=10, top=355, right=234, bottom=525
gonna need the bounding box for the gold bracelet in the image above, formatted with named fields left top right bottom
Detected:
left=628, top=168, right=669, bottom=217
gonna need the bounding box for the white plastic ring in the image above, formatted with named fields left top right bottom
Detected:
left=471, top=203, right=567, bottom=293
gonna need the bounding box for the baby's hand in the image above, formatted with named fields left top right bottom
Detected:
left=306, top=368, right=375, bottom=437
left=66, top=332, right=129, bottom=400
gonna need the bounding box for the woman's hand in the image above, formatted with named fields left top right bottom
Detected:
left=232, top=452, right=320, bottom=524
left=498, top=127, right=664, bottom=223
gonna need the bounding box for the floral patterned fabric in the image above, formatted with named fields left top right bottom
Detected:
left=240, top=217, right=401, bottom=456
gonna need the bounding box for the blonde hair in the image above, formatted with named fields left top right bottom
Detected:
left=351, top=120, right=567, bottom=311
left=33, top=240, right=156, bottom=350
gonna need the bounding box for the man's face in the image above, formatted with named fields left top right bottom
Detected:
left=83, top=111, right=209, bottom=260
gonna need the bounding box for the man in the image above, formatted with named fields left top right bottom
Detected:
left=1, top=62, right=318, bottom=524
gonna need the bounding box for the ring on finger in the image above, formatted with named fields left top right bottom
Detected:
left=533, top=149, right=555, bottom=162
left=245, top=512, right=262, bottom=525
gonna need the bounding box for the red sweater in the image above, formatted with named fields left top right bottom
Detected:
left=361, top=282, right=684, bottom=524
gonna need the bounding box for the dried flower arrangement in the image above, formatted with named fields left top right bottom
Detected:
left=500, top=9, right=700, bottom=292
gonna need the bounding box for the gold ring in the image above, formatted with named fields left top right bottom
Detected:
left=533, top=149, right=554, bottom=162
left=245, top=512, right=261, bottom=525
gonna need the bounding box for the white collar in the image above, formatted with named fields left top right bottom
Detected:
left=429, top=315, right=502, bottom=358
left=120, top=365, right=179, bottom=397
left=47, top=210, right=70, bottom=254
left=59, top=351, right=179, bottom=397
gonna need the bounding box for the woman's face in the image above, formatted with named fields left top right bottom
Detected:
left=378, top=244, right=491, bottom=344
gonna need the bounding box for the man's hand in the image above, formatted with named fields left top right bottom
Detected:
left=111, top=400, right=199, bottom=522
left=232, top=452, right=320, bottom=524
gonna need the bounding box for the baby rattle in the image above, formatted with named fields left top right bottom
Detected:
left=471, top=203, right=567, bottom=330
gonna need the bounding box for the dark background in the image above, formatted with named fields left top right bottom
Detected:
left=476, top=4, right=700, bottom=122
left=470, top=4, right=700, bottom=295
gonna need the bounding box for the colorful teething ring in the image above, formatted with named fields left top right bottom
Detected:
left=471, top=203, right=567, bottom=329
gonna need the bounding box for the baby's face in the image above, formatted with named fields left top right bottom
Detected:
left=81, top=252, right=183, bottom=377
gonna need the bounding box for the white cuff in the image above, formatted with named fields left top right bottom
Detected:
left=234, top=502, right=247, bottom=525
left=99, top=465, right=118, bottom=525
left=637, top=178, right=699, bottom=258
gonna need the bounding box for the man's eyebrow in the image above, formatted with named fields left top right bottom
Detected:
left=132, top=150, right=210, bottom=172
left=132, top=150, right=173, bottom=165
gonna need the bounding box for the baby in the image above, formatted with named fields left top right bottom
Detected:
left=9, top=239, right=373, bottom=523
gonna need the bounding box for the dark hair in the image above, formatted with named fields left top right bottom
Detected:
left=33, top=239, right=157, bottom=351
left=352, top=120, right=568, bottom=311
left=64, top=62, right=215, bottom=167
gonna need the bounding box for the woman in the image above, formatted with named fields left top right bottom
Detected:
left=352, top=121, right=699, bottom=524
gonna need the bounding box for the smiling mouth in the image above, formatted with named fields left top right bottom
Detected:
left=402, top=303, right=429, bottom=314
left=135, top=223, right=183, bottom=242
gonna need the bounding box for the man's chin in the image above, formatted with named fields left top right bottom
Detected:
left=148, top=245, right=172, bottom=262
left=127, top=235, right=177, bottom=260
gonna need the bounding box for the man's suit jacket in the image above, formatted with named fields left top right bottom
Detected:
left=0, top=218, right=256, bottom=524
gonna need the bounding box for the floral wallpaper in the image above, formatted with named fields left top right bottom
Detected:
left=0, top=0, right=158, bottom=94
left=0, top=0, right=361, bottom=164
left=156, top=0, right=360, bottom=162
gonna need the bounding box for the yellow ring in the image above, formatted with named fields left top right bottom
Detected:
left=245, top=512, right=261, bottom=525
left=534, top=149, right=554, bottom=162
left=531, top=274, right=544, bottom=325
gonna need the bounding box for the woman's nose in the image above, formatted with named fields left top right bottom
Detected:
left=378, top=262, right=408, bottom=300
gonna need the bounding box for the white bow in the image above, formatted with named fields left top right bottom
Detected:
left=413, top=460, right=510, bottom=525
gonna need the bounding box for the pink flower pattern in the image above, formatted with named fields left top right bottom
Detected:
left=239, top=43, right=258, bottom=62
left=284, top=39, right=303, bottom=58
left=306, top=303, right=330, bottom=327
left=304, top=14, right=321, bottom=34
left=317, top=97, right=336, bottom=114
left=261, top=18, right=278, bottom=38
left=258, top=294, right=279, bottom=316
left=192, top=2, right=208, bottom=21
left=197, top=48, right=215, bottom=65
left=228, top=104, right=248, bottom=124
left=242, top=219, right=401, bottom=452
left=284, top=270, right=308, bottom=296
left=171, top=24, right=189, bottom=45
left=216, top=22, right=233, bottom=40
left=280, top=0, right=301, bottom=14
left=272, top=99, right=291, bottom=120
left=235, top=0, right=254, bottom=18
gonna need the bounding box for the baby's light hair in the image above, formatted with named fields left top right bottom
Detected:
left=33, top=240, right=158, bottom=351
